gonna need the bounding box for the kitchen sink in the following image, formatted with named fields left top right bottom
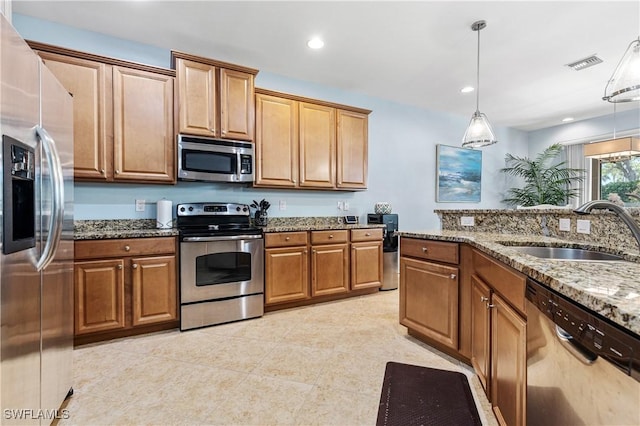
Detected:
left=507, top=246, right=625, bottom=261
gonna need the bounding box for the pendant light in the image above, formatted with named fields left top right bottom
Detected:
left=462, top=20, right=497, bottom=148
left=603, top=37, right=640, bottom=103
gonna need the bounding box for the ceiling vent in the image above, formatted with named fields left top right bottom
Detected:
left=566, top=54, right=603, bottom=71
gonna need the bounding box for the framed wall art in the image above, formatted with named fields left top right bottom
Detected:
left=436, top=144, right=482, bottom=202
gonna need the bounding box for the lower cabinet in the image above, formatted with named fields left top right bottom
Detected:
left=74, top=237, right=178, bottom=343
left=265, top=228, right=383, bottom=310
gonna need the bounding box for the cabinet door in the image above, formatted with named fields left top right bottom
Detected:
left=491, top=294, right=526, bottom=426
left=131, top=255, right=177, bottom=326
left=255, top=94, right=299, bottom=187
left=299, top=102, right=336, bottom=188
left=351, top=241, right=382, bottom=290
left=311, top=243, right=349, bottom=296
left=400, top=257, right=459, bottom=349
left=471, top=275, right=492, bottom=393
left=337, top=109, right=368, bottom=189
left=220, top=68, right=255, bottom=141
left=39, top=52, right=110, bottom=181
left=265, top=246, right=309, bottom=304
left=176, top=58, right=217, bottom=137
left=74, top=259, right=126, bottom=335
left=112, top=66, right=175, bottom=183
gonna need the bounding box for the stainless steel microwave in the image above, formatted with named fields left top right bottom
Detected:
left=177, top=135, right=254, bottom=183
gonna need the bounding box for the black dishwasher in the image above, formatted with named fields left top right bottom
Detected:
left=526, top=278, right=640, bottom=425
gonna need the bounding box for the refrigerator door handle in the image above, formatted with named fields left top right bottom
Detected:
left=35, top=125, right=64, bottom=272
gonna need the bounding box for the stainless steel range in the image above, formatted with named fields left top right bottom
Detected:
left=177, top=202, right=264, bottom=331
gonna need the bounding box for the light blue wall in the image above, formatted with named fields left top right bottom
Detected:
left=13, top=13, right=529, bottom=231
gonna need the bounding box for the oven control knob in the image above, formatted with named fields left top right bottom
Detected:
left=180, top=207, right=185, bottom=212
left=188, top=206, right=194, bottom=212
left=236, top=206, right=241, bottom=212
left=243, top=207, right=248, bottom=212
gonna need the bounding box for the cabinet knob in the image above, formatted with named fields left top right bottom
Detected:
left=124, top=245, right=131, bottom=252
left=117, top=264, right=123, bottom=270
left=365, top=232, right=371, bottom=236
left=132, top=263, right=138, bottom=269
left=100, top=169, right=105, bottom=174
left=285, top=236, right=290, bottom=241
left=450, top=274, right=457, bottom=280
left=115, top=170, right=120, bottom=174
left=422, top=247, right=428, bottom=252
left=329, top=234, right=334, bottom=239
left=221, top=131, right=226, bottom=136
left=487, top=303, right=495, bottom=309
left=313, top=250, right=317, bottom=254
left=293, top=179, right=297, bottom=184
left=304, top=250, right=308, bottom=254
left=210, top=128, right=216, bottom=133
left=480, top=296, right=489, bottom=302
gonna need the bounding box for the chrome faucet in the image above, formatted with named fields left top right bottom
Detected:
left=574, top=200, right=640, bottom=251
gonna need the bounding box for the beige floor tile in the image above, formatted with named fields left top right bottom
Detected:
left=294, top=385, right=380, bottom=426
left=315, top=351, right=388, bottom=396
left=252, top=343, right=333, bottom=384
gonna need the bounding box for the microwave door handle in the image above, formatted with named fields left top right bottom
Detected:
left=35, top=125, right=64, bottom=272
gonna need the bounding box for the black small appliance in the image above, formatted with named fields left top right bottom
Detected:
left=367, top=213, right=398, bottom=290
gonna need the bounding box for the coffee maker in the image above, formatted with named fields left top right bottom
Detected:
left=367, top=213, right=398, bottom=290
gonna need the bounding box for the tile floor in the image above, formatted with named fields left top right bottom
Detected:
left=60, top=290, right=497, bottom=425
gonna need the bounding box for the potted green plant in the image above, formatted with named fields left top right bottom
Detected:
left=500, top=143, right=584, bottom=207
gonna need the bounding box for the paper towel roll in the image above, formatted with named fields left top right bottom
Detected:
left=157, top=199, right=173, bottom=229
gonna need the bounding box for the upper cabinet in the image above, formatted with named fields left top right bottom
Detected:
left=255, top=88, right=371, bottom=191
left=31, top=41, right=176, bottom=184
left=172, top=51, right=258, bottom=142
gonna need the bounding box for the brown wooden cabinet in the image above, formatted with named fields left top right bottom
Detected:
left=310, top=230, right=349, bottom=296
left=173, top=52, right=257, bottom=141
left=264, top=232, right=309, bottom=305
left=31, top=42, right=176, bottom=183
left=350, top=229, right=383, bottom=290
left=470, top=274, right=492, bottom=393
left=74, top=237, right=178, bottom=344
left=254, top=88, right=370, bottom=191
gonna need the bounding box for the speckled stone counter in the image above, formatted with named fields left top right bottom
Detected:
left=260, top=216, right=385, bottom=233
left=74, top=219, right=179, bottom=240
left=398, top=230, right=640, bottom=336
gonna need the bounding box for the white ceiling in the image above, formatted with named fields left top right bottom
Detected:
left=12, top=0, right=640, bottom=131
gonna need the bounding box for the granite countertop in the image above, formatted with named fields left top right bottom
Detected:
left=261, top=223, right=385, bottom=233
left=398, top=230, right=640, bottom=336
left=74, top=219, right=179, bottom=240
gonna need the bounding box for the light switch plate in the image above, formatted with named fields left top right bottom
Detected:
left=460, top=216, right=475, bottom=227
left=135, top=199, right=145, bottom=212
left=559, top=218, right=571, bottom=232
left=279, top=200, right=286, bottom=210
left=577, top=219, right=591, bottom=234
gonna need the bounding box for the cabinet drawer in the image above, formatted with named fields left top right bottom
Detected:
left=311, top=230, right=349, bottom=244
left=472, top=249, right=526, bottom=315
left=400, top=238, right=459, bottom=264
left=75, top=237, right=176, bottom=260
left=265, top=232, right=308, bottom=248
left=351, top=228, right=383, bottom=242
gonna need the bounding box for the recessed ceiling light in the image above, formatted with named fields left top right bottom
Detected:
left=460, top=86, right=475, bottom=93
left=562, top=117, right=574, bottom=123
left=307, top=37, right=324, bottom=49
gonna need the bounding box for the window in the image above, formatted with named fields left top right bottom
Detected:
left=598, top=157, right=640, bottom=205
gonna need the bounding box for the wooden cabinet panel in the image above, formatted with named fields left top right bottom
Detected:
left=265, top=246, right=309, bottom=304
left=350, top=228, right=383, bottom=242
left=472, top=249, right=526, bottom=315
left=337, top=109, right=368, bottom=189
left=132, top=255, right=177, bottom=326
left=311, top=243, right=349, bottom=296
left=471, top=274, right=492, bottom=393
left=401, top=238, right=459, bottom=264
left=299, top=102, right=336, bottom=188
left=74, top=259, right=125, bottom=335
left=220, top=68, right=255, bottom=141
left=351, top=241, right=383, bottom=290
left=75, top=237, right=176, bottom=260
left=39, top=52, right=110, bottom=180
left=265, top=231, right=308, bottom=248
left=310, top=230, right=348, bottom=244
left=400, top=257, right=459, bottom=349
left=176, top=59, right=216, bottom=137
left=112, top=66, right=175, bottom=182
left=255, top=94, right=298, bottom=187
left=491, top=294, right=526, bottom=426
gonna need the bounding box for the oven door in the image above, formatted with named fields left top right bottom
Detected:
left=180, top=235, right=264, bottom=304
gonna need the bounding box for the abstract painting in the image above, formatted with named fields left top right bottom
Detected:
left=436, top=144, right=482, bottom=202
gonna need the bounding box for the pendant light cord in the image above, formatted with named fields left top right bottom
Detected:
left=476, top=25, right=481, bottom=113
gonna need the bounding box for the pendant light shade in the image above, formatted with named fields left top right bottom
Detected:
left=603, top=37, right=640, bottom=103
left=462, top=20, right=497, bottom=148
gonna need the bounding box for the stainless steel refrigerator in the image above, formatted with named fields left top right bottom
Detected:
left=1, top=14, right=74, bottom=425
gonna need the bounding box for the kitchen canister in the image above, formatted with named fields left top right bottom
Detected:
left=374, top=202, right=392, bottom=214
left=156, top=198, right=173, bottom=229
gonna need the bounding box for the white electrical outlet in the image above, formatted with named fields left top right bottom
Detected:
left=135, top=199, right=145, bottom=212
left=559, top=218, right=571, bottom=232
left=460, top=216, right=475, bottom=227
left=337, top=201, right=343, bottom=210
left=577, top=219, right=591, bottom=234
left=343, top=202, right=349, bottom=211
left=279, top=200, right=287, bottom=211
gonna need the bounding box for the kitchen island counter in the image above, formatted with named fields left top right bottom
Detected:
left=398, top=230, right=640, bottom=335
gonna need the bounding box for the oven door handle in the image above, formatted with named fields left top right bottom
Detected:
left=182, top=234, right=263, bottom=242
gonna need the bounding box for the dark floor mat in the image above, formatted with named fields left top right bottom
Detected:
left=376, top=362, right=482, bottom=426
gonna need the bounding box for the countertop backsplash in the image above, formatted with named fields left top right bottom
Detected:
left=436, top=208, right=640, bottom=254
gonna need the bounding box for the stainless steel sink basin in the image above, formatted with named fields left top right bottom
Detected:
left=508, top=246, right=625, bottom=261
